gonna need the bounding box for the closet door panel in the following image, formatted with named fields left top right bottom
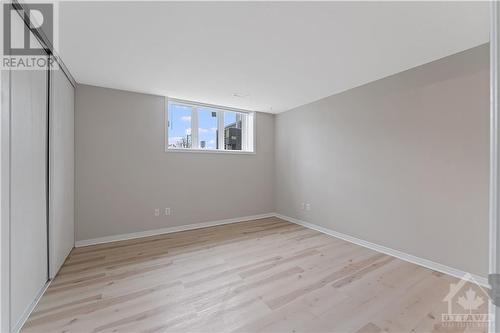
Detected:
left=10, top=65, right=48, bottom=328
left=49, top=66, right=75, bottom=277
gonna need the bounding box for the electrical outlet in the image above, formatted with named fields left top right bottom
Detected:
left=165, top=208, right=171, bottom=216
left=305, top=203, right=311, bottom=211
left=154, top=208, right=160, bottom=216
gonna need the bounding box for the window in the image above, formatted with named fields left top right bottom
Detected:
left=167, top=99, right=255, bottom=152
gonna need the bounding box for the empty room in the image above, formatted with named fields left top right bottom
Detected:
left=2, top=1, right=500, bottom=332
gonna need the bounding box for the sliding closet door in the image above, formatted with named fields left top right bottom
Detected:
left=49, top=64, right=75, bottom=278
left=10, top=55, right=49, bottom=328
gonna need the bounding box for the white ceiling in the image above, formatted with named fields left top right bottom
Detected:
left=59, top=1, right=489, bottom=113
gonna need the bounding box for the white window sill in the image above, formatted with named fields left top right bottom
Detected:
left=166, top=148, right=256, bottom=155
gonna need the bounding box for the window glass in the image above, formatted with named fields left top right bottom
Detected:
left=224, top=112, right=244, bottom=150
left=168, top=103, right=192, bottom=148
left=197, top=107, right=218, bottom=149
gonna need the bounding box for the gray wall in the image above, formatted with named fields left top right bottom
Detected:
left=75, top=85, right=275, bottom=241
left=275, top=44, right=490, bottom=277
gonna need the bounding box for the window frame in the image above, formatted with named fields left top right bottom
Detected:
left=165, top=98, right=256, bottom=154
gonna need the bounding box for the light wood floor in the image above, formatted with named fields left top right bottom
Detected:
left=22, top=217, right=487, bottom=333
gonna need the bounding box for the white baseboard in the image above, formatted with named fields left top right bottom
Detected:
left=11, top=280, right=51, bottom=333
left=74, top=211, right=488, bottom=288
left=75, top=213, right=276, bottom=247
left=274, top=213, right=489, bottom=288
